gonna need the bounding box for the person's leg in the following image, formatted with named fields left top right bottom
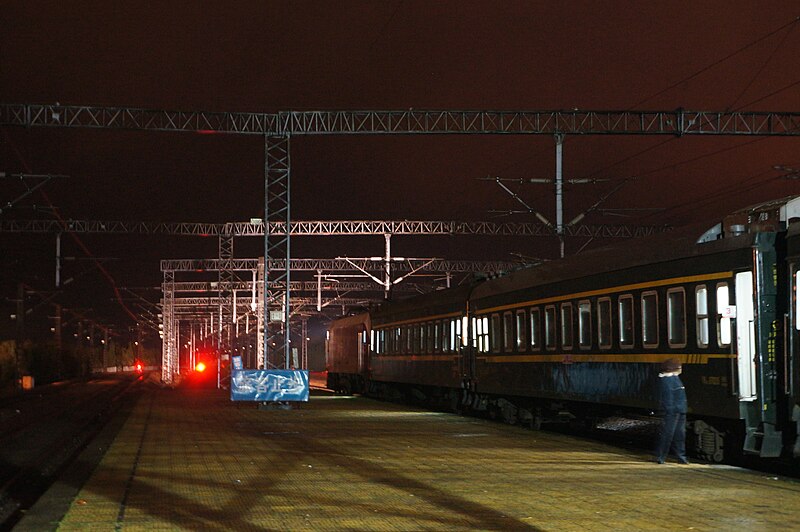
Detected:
left=657, top=413, right=678, bottom=463
left=672, top=413, right=688, bottom=463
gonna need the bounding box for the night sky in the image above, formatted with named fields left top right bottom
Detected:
left=1, top=1, right=799, bottom=339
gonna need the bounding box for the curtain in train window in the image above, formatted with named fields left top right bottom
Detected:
left=516, top=310, right=527, bottom=350
left=545, top=306, right=557, bottom=350
left=561, top=303, right=573, bottom=349
left=695, top=286, right=709, bottom=347
left=642, top=291, right=659, bottom=347
left=503, top=312, right=514, bottom=352
left=491, top=314, right=502, bottom=353
left=578, top=300, right=592, bottom=349
left=618, top=295, right=634, bottom=348
left=667, top=288, right=687, bottom=347
left=597, top=297, right=612, bottom=349
left=530, top=308, right=541, bottom=350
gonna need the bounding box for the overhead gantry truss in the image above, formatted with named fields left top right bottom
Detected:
left=0, top=218, right=669, bottom=238
left=3, top=104, right=800, bottom=136
left=6, top=101, right=799, bottom=380
left=160, top=258, right=518, bottom=273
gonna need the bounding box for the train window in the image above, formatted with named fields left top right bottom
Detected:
left=461, top=316, right=469, bottom=347
left=619, top=295, right=634, bottom=348
left=561, top=303, right=574, bottom=350
left=516, top=310, right=527, bottom=350
left=642, top=291, right=659, bottom=348
left=578, top=300, right=592, bottom=349
left=371, top=329, right=376, bottom=352
left=435, top=321, right=442, bottom=352
left=717, top=283, right=731, bottom=346
left=597, top=297, right=612, bottom=349
left=695, top=286, right=709, bottom=347
left=667, top=288, right=687, bottom=348
left=428, top=322, right=435, bottom=353
left=404, top=326, right=411, bottom=353
left=442, top=320, right=449, bottom=352
left=394, top=328, right=401, bottom=354
left=378, top=329, right=385, bottom=354
left=474, top=316, right=490, bottom=353
left=530, top=308, right=541, bottom=350
left=503, top=312, right=514, bottom=352
left=545, top=306, right=557, bottom=350
left=491, top=314, right=502, bottom=352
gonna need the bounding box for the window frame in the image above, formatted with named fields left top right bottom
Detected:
left=597, top=297, right=612, bottom=349
left=516, top=309, right=528, bottom=351
left=503, top=311, right=514, bottom=352
left=491, top=313, right=502, bottom=353
left=560, top=302, right=574, bottom=350
left=641, top=291, right=659, bottom=348
left=530, top=307, right=542, bottom=351
left=545, top=305, right=557, bottom=350
left=618, top=294, right=635, bottom=349
left=667, top=287, right=687, bottom=348
left=578, top=299, right=592, bottom=349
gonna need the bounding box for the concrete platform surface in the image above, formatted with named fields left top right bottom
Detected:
left=19, top=386, right=800, bottom=531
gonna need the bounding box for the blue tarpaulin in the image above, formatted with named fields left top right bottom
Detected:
left=230, top=369, right=309, bottom=402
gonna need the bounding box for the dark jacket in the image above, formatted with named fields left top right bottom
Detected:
left=659, top=374, right=687, bottom=414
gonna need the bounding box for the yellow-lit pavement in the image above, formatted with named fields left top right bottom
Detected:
left=38, top=385, right=800, bottom=531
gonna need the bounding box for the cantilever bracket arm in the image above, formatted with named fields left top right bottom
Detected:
left=491, top=177, right=553, bottom=227
left=338, top=257, right=385, bottom=287
left=392, top=259, right=441, bottom=286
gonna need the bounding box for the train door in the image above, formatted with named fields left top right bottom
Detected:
left=357, top=329, right=368, bottom=375
left=789, top=264, right=800, bottom=456
left=734, top=271, right=757, bottom=401
left=739, top=235, right=782, bottom=457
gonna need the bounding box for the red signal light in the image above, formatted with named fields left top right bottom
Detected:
left=135, top=362, right=143, bottom=373
left=195, top=362, right=207, bottom=372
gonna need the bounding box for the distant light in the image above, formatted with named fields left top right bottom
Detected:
left=196, top=362, right=207, bottom=372
left=86, top=336, right=91, bottom=340
left=134, top=341, right=139, bottom=345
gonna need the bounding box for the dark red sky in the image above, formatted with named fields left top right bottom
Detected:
left=1, top=1, right=799, bottom=332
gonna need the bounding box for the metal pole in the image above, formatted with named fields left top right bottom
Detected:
left=317, top=269, right=323, bottom=312
left=55, top=232, right=61, bottom=287
left=555, top=133, right=565, bottom=258
left=384, top=233, right=391, bottom=299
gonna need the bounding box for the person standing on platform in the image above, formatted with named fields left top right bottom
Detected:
left=656, top=358, right=689, bottom=464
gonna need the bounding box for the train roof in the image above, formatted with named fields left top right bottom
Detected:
left=470, top=195, right=800, bottom=300
left=370, top=282, right=478, bottom=322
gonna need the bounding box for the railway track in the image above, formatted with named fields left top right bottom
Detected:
left=0, top=374, right=146, bottom=531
